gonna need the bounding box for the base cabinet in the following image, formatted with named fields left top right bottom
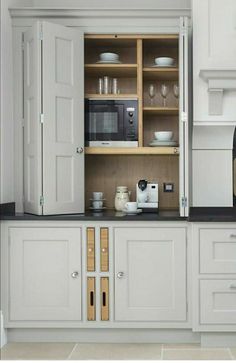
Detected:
left=193, top=224, right=236, bottom=332
left=114, top=227, right=187, bottom=321
left=8, top=227, right=82, bottom=321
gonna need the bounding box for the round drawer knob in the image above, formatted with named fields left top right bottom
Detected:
left=88, top=248, right=93, bottom=252
left=71, top=271, right=79, bottom=279
left=102, top=248, right=107, bottom=253
left=117, top=271, right=125, bottom=279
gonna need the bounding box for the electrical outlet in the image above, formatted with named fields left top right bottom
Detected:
left=163, top=183, right=174, bottom=192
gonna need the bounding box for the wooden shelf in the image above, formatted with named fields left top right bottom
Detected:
left=143, top=107, right=179, bottom=115
left=85, top=147, right=179, bottom=155
left=85, top=94, right=138, bottom=99
left=85, top=64, right=137, bottom=77
left=143, top=67, right=179, bottom=80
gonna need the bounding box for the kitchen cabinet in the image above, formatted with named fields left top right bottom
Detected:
left=193, top=0, right=236, bottom=123
left=192, top=223, right=236, bottom=332
left=114, top=227, right=187, bottom=321
left=19, top=18, right=190, bottom=217
left=7, top=227, right=82, bottom=322
left=23, top=21, right=84, bottom=215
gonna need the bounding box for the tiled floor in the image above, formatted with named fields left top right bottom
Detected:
left=0, top=343, right=235, bottom=360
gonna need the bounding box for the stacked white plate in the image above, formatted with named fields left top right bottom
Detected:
left=149, top=140, right=178, bottom=147
left=97, top=52, right=121, bottom=64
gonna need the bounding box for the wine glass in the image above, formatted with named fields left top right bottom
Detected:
left=173, top=84, right=179, bottom=106
left=148, top=84, right=156, bottom=106
left=161, top=84, right=169, bottom=107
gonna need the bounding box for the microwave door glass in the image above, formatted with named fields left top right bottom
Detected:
left=88, top=105, right=124, bottom=141
left=89, top=112, right=118, bottom=136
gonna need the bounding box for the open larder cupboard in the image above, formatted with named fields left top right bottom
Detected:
left=23, top=18, right=189, bottom=216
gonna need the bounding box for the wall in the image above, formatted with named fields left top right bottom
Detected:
left=32, top=0, right=191, bottom=9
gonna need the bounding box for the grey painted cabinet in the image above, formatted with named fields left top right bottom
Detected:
left=114, top=227, right=187, bottom=321
left=8, top=227, right=82, bottom=321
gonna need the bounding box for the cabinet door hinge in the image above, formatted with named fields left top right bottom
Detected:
left=40, top=113, right=44, bottom=124
left=22, top=41, right=25, bottom=51
left=22, top=118, right=25, bottom=127
left=181, top=197, right=187, bottom=208
left=39, top=29, right=43, bottom=41
left=40, top=196, right=44, bottom=206
left=181, top=112, right=187, bottom=123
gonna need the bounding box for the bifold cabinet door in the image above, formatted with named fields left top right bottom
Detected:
left=9, top=228, right=82, bottom=321
left=23, top=22, right=84, bottom=215
left=114, top=227, right=187, bottom=321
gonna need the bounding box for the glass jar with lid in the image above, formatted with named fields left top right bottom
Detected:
left=114, top=186, right=131, bottom=211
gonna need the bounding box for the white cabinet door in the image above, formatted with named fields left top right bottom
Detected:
left=23, top=22, right=84, bottom=215
left=179, top=17, right=189, bottom=217
left=9, top=227, right=82, bottom=321
left=42, top=22, right=84, bottom=215
left=200, top=280, right=236, bottom=325
left=200, top=229, right=236, bottom=274
left=23, top=22, right=43, bottom=215
left=114, top=227, right=187, bottom=321
left=193, top=0, right=236, bottom=68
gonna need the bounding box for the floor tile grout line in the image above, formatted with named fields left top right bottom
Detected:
left=67, top=343, right=78, bottom=360
left=163, top=348, right=231, bottom=351
left=227, top=348, right=235, bottom=360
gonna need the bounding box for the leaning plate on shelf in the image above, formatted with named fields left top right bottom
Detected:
left=151, top=64, right=175, bottom=68
left=149, top=140, right=178, bottom=147
left=96, top=60, right=122, bottom=64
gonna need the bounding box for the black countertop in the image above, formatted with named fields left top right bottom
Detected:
left=188, top=207, right=236, bottom=222
left=2, top=205, right=236, bottom=222
left=0, top=209, right=184, bottom=221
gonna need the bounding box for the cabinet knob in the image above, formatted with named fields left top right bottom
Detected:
left=71, top=271, right=79, bottom=279
left=88, top=248, right=93, bottom=253
left=229, top=283, right=236, bottom=289
left=230, top=234, right=236, bottom=238
left=117, top=271, right=125, bottom=279
left=76, top=147, right=84, bottom=154
left=102, top=248, right=107, bottom=253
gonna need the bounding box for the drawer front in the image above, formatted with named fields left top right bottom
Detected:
left=87, top=228, right=95, bottom=272
left=200, top=280, right=236, bottom=324
left=87, top=277, right=96, bottom=321
left=100, top=228, right=109, bottom=272
left=200, top=229, right=236, bottom=274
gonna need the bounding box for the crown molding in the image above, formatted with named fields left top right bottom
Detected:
left=9, top=7, right=191, bottom=19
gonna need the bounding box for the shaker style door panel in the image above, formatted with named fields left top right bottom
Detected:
left=200, top=280, right=236, bottom=325
left=23, top=23, right=42, bottom=215
left=200, top=229, right=236, bottom=274
left=9, top=228, right=82, bottom=321
left=193, top=0, right=236, bottom=68
left=114, top=227, right=187, bottom=321
left=42, top=22, right=84, bottom=215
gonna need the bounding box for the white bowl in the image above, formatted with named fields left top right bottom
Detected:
left=154, top=131, right=173, bottom=141
left=100, top=52, right=119, bottom=62
left=154, top=57, right=174, bottom=67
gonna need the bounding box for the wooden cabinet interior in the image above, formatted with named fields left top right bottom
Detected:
left=85, top=34, right=180, bottom=211
left=85, top=155, right=179, bottom=210
left=101, top=277, right=109, bottom=321
left=87, top=277, right=96, bottom=321
left=87, top=228, right=95, bottom=272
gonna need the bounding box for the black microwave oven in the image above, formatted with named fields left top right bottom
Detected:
left=85, top=99, right=138, bottom=147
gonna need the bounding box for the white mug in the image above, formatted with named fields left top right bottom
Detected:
left=93, top=200, right=103, bottom=209
left=93, top=192, right=103, bottom=200
left=125, top=202, right=137, bottom=212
